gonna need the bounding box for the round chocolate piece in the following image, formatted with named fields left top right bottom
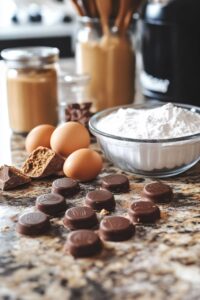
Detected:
left=142, top=182, right=173, bottom=203
left=85, top=190, right=116, bottom=211
left=36, top=193, right=67, bottom=216
left=52, top=177, right=80, bottom=197
left=128, top=200, right=160, bottom=224
left=66, top=229, right=102, bottom=258
left=63, top=206, right=98, bottom=230
left=16, top=211, right=50, bottom=236
left=101, top=174, right=129, bottom=193
left=99, top=216, right=135, bottom=242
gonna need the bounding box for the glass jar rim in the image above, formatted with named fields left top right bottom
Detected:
left=77, top=16, right=101, bottom=24
left=1, top=46, right=59, bottom=68
left=77, top=16, right=134, bottom=32
left=58, top=72, right=90, bottom=86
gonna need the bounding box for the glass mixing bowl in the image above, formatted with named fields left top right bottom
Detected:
left=89, top=102, right=200, bottom=178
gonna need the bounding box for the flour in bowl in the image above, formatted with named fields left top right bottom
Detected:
left=97, top=103, right=200, bottom=139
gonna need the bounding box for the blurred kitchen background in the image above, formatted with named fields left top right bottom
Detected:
left=0, top=0, right=76, bottom=57
left=1, top=0, right=200, bottom=106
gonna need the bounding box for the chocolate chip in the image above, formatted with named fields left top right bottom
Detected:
left=16, top=211, right=50, bottom=235
left=36, top=193, right=67, bottom=216
left=99, top=216, right=135, bottom=242
left=101, top=174, right=129, bottom=193
left=65, top=102, right=93, bottom=129
left=72, top=110, right=81, bottom=119
left=67, top=103, right=80, bottom=110
left=81, top=102, right=92, bottom=110
left=52, top=177, right=80, bottom=197
left=85, top=190, right=115, bottom=212
left=63, top=206, right=98, bottom=230
left=66, top=230, right=102, bottom=257
left=142, top=182, right=173, bottom=203
left=128, top=200, right=161, bottom=224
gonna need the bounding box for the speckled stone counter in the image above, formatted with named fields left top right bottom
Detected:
left=1, top=134, right=200, bottom=300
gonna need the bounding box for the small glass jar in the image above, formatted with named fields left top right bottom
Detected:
left=76, top=17, right=136, bottom=111
left=57, top=71, right=91, bottom=123
left=1, top=47, right=59, bottom=134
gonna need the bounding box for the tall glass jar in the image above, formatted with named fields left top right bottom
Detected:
left=1, top=47, right=59, bottom=134
left=57, top=71, right=91, bottom=123
left=76, top=17, right=135, bottom=111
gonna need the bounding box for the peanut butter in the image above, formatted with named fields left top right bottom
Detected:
left=76, top=34, right=135, bottom=111
left=7, top=68, right=58, bottom=133
left=1, top=47, right=59, bottom=134
left=76, top=18, right=135, bottom=111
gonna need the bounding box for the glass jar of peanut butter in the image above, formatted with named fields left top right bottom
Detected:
left=76, top=17, right=135, bottom=111
left=1, top=47, right=59, bottom=134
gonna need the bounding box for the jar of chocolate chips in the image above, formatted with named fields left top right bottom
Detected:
left=58, top=72, right=94, bottom=128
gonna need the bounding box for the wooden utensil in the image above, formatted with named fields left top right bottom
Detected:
left=114, top=0, right=133, bottom=34
left=82, top=0, right=99, bottom=17
left=122, top=0, right=142, bottom=34
left=96, top=0, right=113, bottom=35
left=71, top=0, right=85, bottom=16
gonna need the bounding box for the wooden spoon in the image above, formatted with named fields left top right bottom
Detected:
left=122, top=0, right=142, bottom=34
left=81, top=0, right=99, bottom=17
left=71, top=0, right=85, bottom=16
left=96, top=0, right=113, bottom=35
left=114, top=0, right=133, bottom=34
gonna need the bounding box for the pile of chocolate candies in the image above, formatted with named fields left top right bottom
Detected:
left=16, top=175, right=173, bottom=258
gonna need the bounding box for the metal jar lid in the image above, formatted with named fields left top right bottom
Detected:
left=1, top=46, right=59, bottom=68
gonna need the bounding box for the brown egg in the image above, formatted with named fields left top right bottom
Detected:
left=63, top=148, right=103, bottom=182
left=50, top=122, right=90, bottom=158
left=25, top=124, right=55, bottom=153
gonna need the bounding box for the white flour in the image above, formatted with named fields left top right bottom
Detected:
left=97, top=103, right=200, bottom=139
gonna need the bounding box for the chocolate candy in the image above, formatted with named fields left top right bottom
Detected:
left=142, top=182, right=173, bottom=203
left=22, top=146, right=64, bottom=179
left=85, top=190, right=116, bottom=211
left=52, top=177, right=80, bottom=197
left=36, top=193, right=67, bottom=216
left=128, top=200, right=161, bottom=224
left=0, top=165, right=31, bottom=191
left=16, top=211, right=50, bottom=236
left=99, top=216, right=135, bottom=242
left=66, top=229, right=102, bottom=258
left=63, top=206, right=98, bottom=230
left=101, top=174, right=129, bottom=193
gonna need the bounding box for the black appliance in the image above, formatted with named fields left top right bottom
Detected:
left=138, top=0, right=200, bottom=106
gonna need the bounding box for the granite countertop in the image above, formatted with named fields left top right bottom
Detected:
left=1, top=59, right=200, bottom=300
left=1, top=133, right=200, bottom=300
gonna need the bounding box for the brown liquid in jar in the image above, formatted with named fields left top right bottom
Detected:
left=7, top=68, right=58, bottom=134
